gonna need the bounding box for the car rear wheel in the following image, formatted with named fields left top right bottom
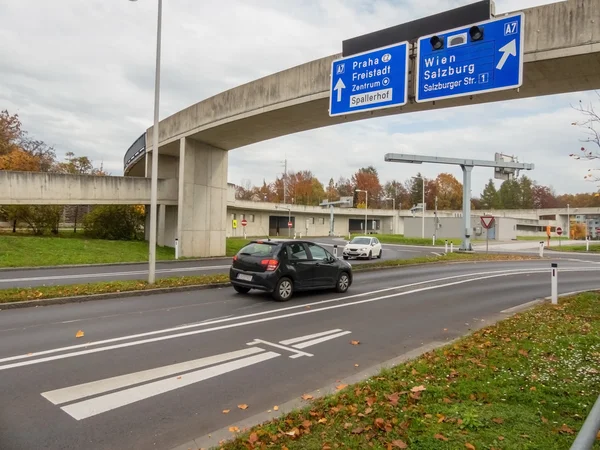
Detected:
left=233, top=285, right=251, bottom=294
left=273, top=277, right=293, bottom=302
left=377, top=249, right=382, bottom=259
left=336, top=272, right=350, bottom=293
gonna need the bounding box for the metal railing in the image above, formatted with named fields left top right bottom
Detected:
left=570, top=394, right=600, bottom=450
left=123, top=133, right=146, bottom=173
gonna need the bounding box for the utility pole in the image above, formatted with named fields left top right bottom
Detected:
left=434, top=195, right=438, bottom=243
left=281, top=158, right=288, bottom=205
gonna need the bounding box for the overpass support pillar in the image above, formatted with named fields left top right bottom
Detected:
left=176, top=137, right=228, bottom=258
left=157, top=204, right=166, bottom=247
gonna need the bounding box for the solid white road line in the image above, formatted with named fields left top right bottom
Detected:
left=0, top=265, right=230, bottom=284
left=5, top=268, right=598, bottom=372
left=2, top=266, right=598, bottom=371
left=292, top=331, right=352, bottom=349
left=279, top=329, right=344, bottom=345
left=59, top=351, right=280, bottom=420
left=41, top=347, right=265, bottom=406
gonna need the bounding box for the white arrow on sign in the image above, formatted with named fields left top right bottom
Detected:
left=496, top=39, right=516, bottom=70
left=334, top=78, right=346, bottom=102
left=41, top=328, right=351, bottom=420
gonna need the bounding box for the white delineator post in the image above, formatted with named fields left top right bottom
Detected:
left=333, top=245, right=338, bottom=258
left=444, top=240, right=448, bottom=254
left=551, top=263, right=558, bottom=305
left=175, top=238, right=179, bottom=260
left=539, top=241, right=544, bottom=258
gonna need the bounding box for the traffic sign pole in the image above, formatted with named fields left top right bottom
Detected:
left=415, top=12, right=524, bottom=103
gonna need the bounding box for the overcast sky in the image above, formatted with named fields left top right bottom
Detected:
left=1, top=0, right=597, bottom=197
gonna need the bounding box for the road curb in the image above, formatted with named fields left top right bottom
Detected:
left=0, top=282, right=231, bottom=310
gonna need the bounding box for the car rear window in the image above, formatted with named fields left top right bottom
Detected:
left=239, top=242, right=279, bottom=257
left=350, top=238, right=370, bottom=245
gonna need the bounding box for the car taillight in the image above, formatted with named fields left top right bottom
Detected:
left=260, top=259, right=279, bottom=271
left=232, top=255, right=238, bottom=263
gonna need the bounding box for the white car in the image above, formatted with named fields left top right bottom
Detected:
left=342, top=236, right=382, bottom=260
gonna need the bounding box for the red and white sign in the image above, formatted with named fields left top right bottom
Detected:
left=288, top=221, right=293, bottom=228
left=480, top=215, right=495, bottom=229
left=556, top=226, right=563, bottom=236
left=241, top=219, right=247, bottom=227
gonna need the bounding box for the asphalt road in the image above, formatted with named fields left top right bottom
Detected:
left=0, top=259, right=599, bottom=450
left=0, top=237, right=439, bottom=289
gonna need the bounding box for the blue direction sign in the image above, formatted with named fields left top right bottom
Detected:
left=415, top=12, right=524, bottom=103
left=329, top=42, right=409, bottom=117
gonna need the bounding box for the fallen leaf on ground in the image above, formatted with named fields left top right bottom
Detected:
left=410, top=385, right=426, bottom=393
left=238, top=404, right=248, bottom=410
left=350, top=340, right=360, bottom=345
left=336, top=384, right=348, bottom=390
left=273, top=405, right=279, bottom=411
left=355, top=364, right=360, bottom=367
left=559, top=424, right=575, bottom=434
left=318, top=418, right=327, bottom=424
left=492, top=418, right=504, bottom=424
left=222, top=409, right=230, bottom=414
left=351, top=427, right=364, bottom=434
left=387, top=393, right=399, bottom=406
left=301, top=394, right=313, bottom=400
left=285, top=427, right=300, bottom=437
left=391, top=440, right=408, bottom=448
left=248, top=433, right=259, bottom=444
left=434, top=434, right=448, bottom=441
left=465, top=443, right=476, bottom=450
left=75, top=330, right=84, bottom=338
left=518, top=349, right=529, bottom=357
left=228, top=426, right=239, bottom=433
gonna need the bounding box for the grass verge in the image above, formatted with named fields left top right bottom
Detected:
left=0, top=274, right=229, bottom=304
left=549, top=243, right=600, bottom=253
left=351, top=234, right=463, bottom=246
left=0, top=253, right=538, bottom=305
left=217, top=292, right=600, bottom=450
left=0, top=234, right=252, bottom=268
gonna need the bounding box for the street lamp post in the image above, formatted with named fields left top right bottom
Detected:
left=355, top=189, right=368, bottom=234
left=275, top=205, right=292, bottom=237
left=383, top=197, right=395, bottom=234
left=130, top=0, right=162, bottom=284
left=412, top=176, right=425, bottom=239
left=567, top=203, right=570, bottom=239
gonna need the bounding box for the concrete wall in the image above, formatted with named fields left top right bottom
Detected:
left=404, top=216, right=518, bottom=240
left=0, top=171, right=178, bottom=205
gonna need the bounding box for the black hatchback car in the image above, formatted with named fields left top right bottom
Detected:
left=229, top=239, right=353, bottom=301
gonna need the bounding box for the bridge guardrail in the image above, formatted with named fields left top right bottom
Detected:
left=123, top=133, right=146, bottom=173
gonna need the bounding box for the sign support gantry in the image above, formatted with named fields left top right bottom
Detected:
left=384, top=153, right=534, bottom=251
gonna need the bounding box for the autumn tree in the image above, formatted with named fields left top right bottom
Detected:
left=326, top=178, right=338, bottom=201
left=383, top=180, right=409, bottom=210
left=432, top=173, right=462, bottom=210
left=533, top=185, right=558, bottom=208
left=335, top=177, right=354, bottom=199
left=352, top=166, right=383, bottom=209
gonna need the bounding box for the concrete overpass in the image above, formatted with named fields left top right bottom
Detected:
left=119, top=0, right=600, bottom=257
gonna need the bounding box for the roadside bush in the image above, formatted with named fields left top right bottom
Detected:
left=4, top=205, right=62, bottom=235
left=83, top=205, right=145, bottom=240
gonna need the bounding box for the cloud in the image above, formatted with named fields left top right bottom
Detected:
left=0, top=0, right=597, bottom=197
